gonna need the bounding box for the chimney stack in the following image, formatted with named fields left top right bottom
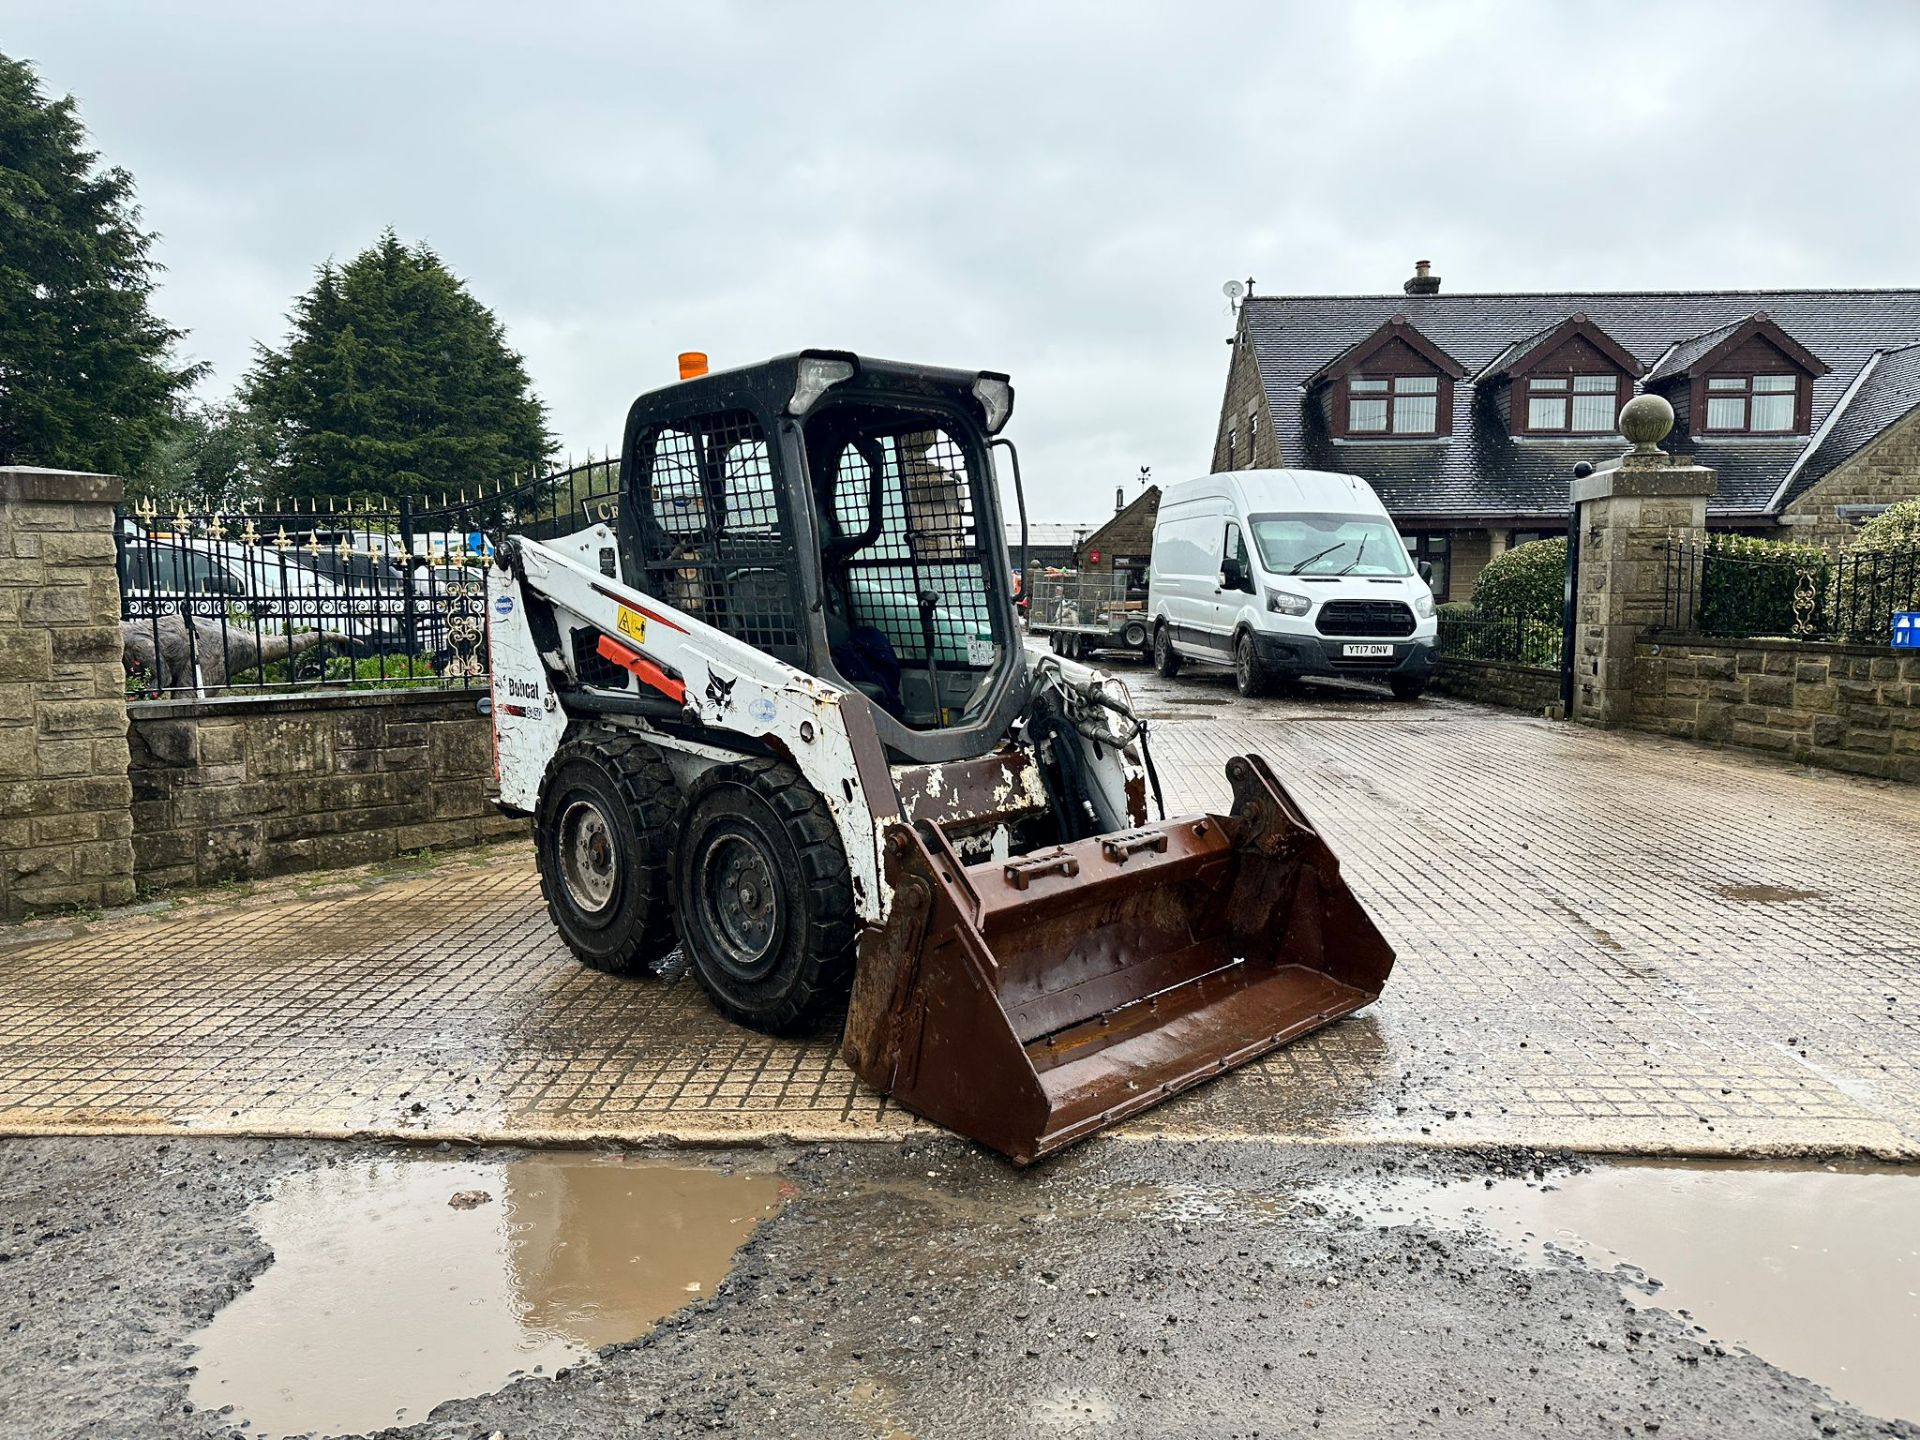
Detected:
left=1403, top=259, right=1441, bottom=296
left=1115, top=486, right=1125, bottom=514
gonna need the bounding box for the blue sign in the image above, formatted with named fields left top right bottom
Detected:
left=493, top=595, right=513, bottom=617
left=749, top=697, right=777, bottom=723
left=1895, top=612, right=1920, bottom=649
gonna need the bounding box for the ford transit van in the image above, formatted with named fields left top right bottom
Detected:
left=1146, top=469, right=1438, bottom=699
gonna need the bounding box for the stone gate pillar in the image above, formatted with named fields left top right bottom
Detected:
left=0, top=467, right=135, bottom=916
left=1569, top=397, right=1716, bottom=727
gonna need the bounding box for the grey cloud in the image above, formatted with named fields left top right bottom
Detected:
left=4, top=0, right=1917, bottom=518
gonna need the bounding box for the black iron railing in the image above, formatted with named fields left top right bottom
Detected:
left=1436, top=603, right=1565, bottom=668
left=117, top=458, right=620, bottom=698
left=1662, top=534, right=1920, bottom=645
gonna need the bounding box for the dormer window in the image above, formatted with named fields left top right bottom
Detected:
left=1704, top=373, right=1797, bottom=432
left=1348, top=375, right=1439, bottom=434
left=1479, top=315, right=1642, bottom=437
left=1311, top=317, right=1464, bottom=442
left=1526, top=374, right=1622, bottom=433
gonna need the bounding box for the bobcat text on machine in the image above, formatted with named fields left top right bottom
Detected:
left=486, top=350, right=1395, bottom=1163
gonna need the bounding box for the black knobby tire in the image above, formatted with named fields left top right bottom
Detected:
left=1233, top=631, right=1271, bottom=698
left=1390, top=675, right=1429, bottom=702
left=535, top=728, right=679, bottom=976
left=1153, top=624, right=1182, bottom=677
left=671, top=759, right=859, bottom=1036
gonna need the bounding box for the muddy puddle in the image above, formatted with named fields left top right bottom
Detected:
left=189, top=1154, right=787, bottom=1438
left=1321, top=1160, right=1919, bottom=1421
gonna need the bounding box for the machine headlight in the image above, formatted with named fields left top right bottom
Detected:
left=1413, top=593, right=1436, bottom=618
left=972, top=374, right=1014, bottom=434
left=1266, top=587, right=1311, bottom=617
left=789, top=355, right=857, bottom=415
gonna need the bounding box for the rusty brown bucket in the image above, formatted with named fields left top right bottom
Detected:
left=842, top=754, right=1395, bottom=1163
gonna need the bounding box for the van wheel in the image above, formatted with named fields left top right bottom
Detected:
left=1233, top=633, right=1272, bottom=698
left=1390, top=676, right=1429, bottom=702
left=1122, top=621, right=1148, bottom=650
left=1153, top=624, right=1182, bottom=678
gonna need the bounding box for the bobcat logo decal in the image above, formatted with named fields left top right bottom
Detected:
left=705, top=670, right=736, bottom=715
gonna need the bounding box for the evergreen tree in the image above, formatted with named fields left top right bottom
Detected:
left=0, top=52, right=201, bottom=473
left=130, top=399, right=270, bottom=511
left=243, top=230, right=554, bottom=504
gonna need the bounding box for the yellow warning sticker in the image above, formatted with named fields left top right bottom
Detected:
left=616, top=607, right=647, bottom=644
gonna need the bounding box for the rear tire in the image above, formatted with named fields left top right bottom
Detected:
left=1233, top=632, right=1272, bottom=698
left=1390, top=676, right=1429, bottom=702
left=671, top=759, right=859, bottom=1036
left=1153, top=624, right=1182, bottom=677
left=535, top=729, right=678, bottom=976
left=1122, top=621, right=1148, bottom=650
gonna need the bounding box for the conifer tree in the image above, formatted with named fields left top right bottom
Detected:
left=243, top=230, right=554, bottom=504
left=0, top=53, right=200, bottom=473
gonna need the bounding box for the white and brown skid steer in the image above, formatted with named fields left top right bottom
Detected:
left=486, top=351, right=1394, bottom=1163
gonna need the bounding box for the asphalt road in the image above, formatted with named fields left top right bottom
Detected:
left=2, top=1134, right=1913, bottom=1440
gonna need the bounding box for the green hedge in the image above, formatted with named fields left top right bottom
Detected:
left=1471, top=537, right=1566, bottom=615
left=1853, top=497, right=1920, bottom=552
left=1698, top=534, right=1831, bottom=638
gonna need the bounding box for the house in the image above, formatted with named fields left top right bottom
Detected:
left=1073, top=484, right=1161, bottom=595
left=1210, top=263, right=1920, bottom=600
left=1005, top=521, right=1089, bottom=575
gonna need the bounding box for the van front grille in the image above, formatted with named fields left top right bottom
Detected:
left=1316, top=600, right=1415, bottom=638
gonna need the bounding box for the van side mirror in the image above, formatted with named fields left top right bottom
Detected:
left=1417, top=560, right=1434, bottom=584
left=1220, top=556, right=1245, bottom=592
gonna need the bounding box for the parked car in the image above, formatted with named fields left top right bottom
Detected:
left=1146, top=469, right=1438, bottom=700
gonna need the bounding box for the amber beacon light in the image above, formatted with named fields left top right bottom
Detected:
left=678, top=351, right=709, bottom=380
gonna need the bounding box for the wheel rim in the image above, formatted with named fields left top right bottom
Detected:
left=1236, top=638, right=1253, bottom=688
left=558, top=798, right=619, bottom=914
left=693, top=823, right=784, bottom=979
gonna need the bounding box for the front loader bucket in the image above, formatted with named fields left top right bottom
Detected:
left=842, top=755, right=1395, bottom=1163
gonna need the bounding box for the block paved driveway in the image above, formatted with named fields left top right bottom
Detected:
left=3, top=662, right=1917, bottom=1157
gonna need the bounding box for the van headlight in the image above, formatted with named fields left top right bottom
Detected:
left=1413, top=593, right=1436, bottom=618
left=1265, top=587, right=1311, bottom=617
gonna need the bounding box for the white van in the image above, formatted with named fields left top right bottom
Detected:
left=1146, top=469, right=1438, bottom=700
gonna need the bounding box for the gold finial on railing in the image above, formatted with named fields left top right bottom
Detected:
left=273, top=525, right=292, bottom=551
left=207, top=513, right=228, bottom=542
left=304, top=530, right=322, bottom=556
left=134, top=496, right=158, bottom=522
left=240, top=518, right=259, bottom=547
left=172, top=503, right=192, bottom=535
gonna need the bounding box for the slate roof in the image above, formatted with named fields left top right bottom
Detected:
left=1239, top=289, right=1920, bottom=519
left=1777, top=343, right=1920, bottom=507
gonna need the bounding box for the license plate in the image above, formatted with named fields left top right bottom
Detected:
left=1342, top=642, right=1393, bottom=657
left=615, top=606, right=647, bottom=644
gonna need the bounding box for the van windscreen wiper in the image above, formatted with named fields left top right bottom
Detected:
left=1289, top=541, right=1348, bottom=574
left=1335, top=535, right=1369, bottom=575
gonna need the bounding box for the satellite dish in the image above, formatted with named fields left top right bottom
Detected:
left=1221, top=279, right=1246, bottom=302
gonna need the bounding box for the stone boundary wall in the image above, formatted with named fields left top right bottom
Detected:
left=1632, top=635, right=1920, bottom=782
left=129, top=689, right=527, bottom=891
left=1431, top=656, right=1561, bottom=714
left=0, top=468, right=135, bottom=917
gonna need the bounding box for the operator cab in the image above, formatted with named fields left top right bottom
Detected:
left=619, top=351, right=1028, bottom=765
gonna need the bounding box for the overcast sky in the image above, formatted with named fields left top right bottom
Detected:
left=6, top=1, right=1919, bottom=519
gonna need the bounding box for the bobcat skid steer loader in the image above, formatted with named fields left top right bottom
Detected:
left=487, top=351, right=1394, bottom=1163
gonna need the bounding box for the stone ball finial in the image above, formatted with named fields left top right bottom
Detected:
left=1618, top=393, right=1674, bottom=454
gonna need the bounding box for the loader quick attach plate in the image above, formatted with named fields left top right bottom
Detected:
left=841, top=755, right=1396, bottom=1163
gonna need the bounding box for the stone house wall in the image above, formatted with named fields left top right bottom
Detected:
left=127, top=690, right=527, bottom=891
left=0, top=469, right=135, bottom=916
left=1631, top=636, right=1920, bottom=782
left=1074, top=486, right=1161, bottom=580
left=1209, top=324, right=1281, bottom=473
left=1779, top=403, right=1920, bottom=550
left=1430, top=656, right=1561, bottom=713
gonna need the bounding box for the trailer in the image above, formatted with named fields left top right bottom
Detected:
left=1027, top=571, right=1153, bottom=661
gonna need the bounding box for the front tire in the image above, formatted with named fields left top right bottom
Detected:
left=1233, top=632, right=1272, bottom=698
left=535, top=729, right=678, bottom=976
left=1153, top=624, right=1182, bottom=677
left=672, top=760, right=858, bottom=1035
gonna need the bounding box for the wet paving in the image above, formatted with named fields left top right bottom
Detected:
left=2, top=662, right=1918, bottom=1158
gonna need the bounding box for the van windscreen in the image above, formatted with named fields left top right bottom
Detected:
left=1249, top=513, right=1413, bottom=578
